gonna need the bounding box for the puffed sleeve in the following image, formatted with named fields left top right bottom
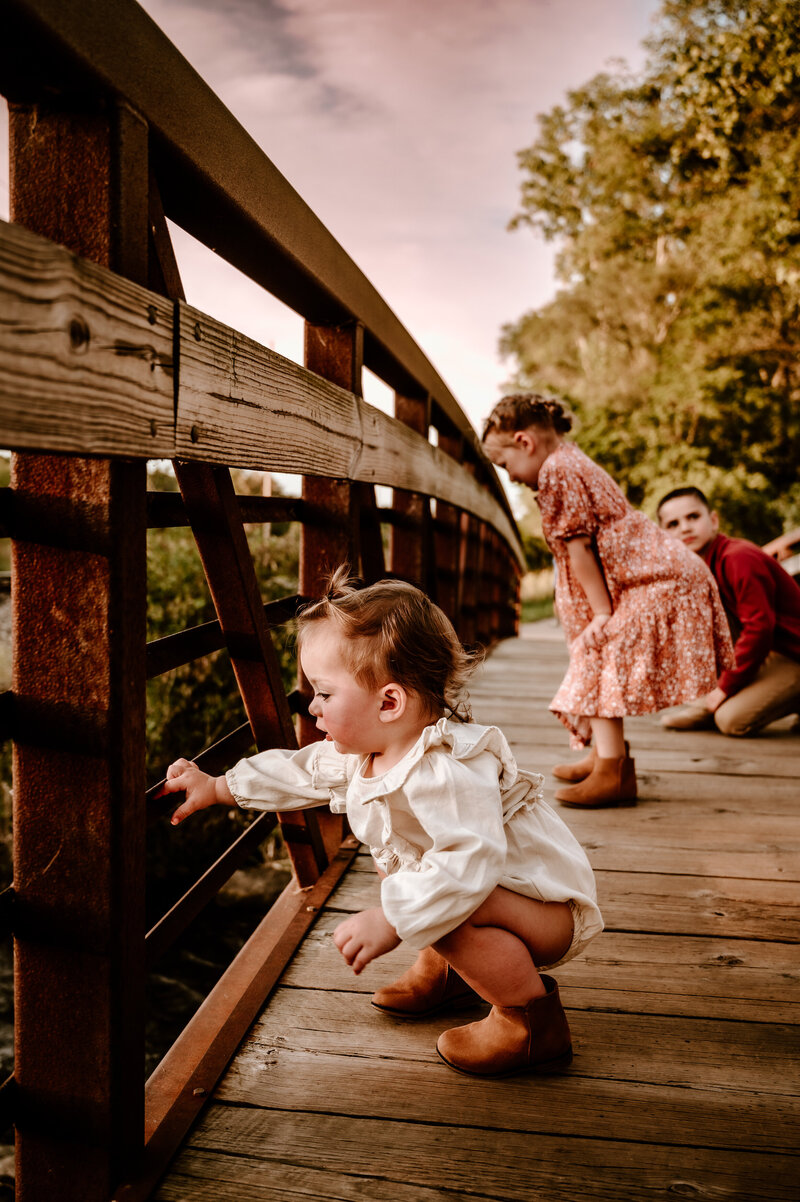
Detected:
left=226, top=740, right=354, bottom=812
left=379, top=749, right=507, bottom=949
left=538, top=451, right=598, bottom=543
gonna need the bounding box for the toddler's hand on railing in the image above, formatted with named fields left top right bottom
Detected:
left=157, top=758, right=234, bottom=825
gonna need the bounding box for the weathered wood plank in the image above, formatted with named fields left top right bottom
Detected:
left=215, top=1045, right=798, bottom=1155
left=0, top=216, right=173, bottom=455
left=174, top=300, right=521, bottom=552
left=326, top=862, right=800, bottom=936
left=0, top=219, right=522, bottom=561
left=231, top=984, right=800, bottom=1098
left=157, top=1106, right=800, bottom=1202
left=279, top=913, right=800, bottom=1023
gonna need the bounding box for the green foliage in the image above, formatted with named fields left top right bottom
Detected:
left=504, top=0, right=800, bottom=542
left=145, top=467, right=301, bottom=905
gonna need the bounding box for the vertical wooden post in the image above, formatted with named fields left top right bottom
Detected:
left=299, top=321, right=365, bottom=853
left=390, top=393, right=431, bottom=590
left=301, top=320, right=364, bottom=599
left=8, top=98, right=148, bottom=1198
left=433, top=428, right=464, bottom=628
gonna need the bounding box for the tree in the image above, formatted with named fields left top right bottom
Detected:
left=503, top=0, right=800, bottom=540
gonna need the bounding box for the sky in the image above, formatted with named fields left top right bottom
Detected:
left=0, top=0, right=659, bottom=437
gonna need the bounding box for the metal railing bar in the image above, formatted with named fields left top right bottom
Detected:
left=147, top=722, right=256, bottom=825
left=146, top=692, right=309, bottom=825
left=113, top=836, right=360, bottom=1202
left=145, top=594, right=307, bottom=678
left=146, top=491, right=306, bottom=530
left=145, top=810, right=279, bottom=968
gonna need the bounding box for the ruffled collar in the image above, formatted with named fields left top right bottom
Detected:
left=353, top=717, right=518, bottom=802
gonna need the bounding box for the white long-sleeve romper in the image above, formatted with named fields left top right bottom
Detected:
left=227, top=717, right=603, bottom=968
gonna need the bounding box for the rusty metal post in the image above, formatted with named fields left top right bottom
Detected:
left=9, top=97, right=149, bottom=1198
left=389, top=393, right=431, bottom=590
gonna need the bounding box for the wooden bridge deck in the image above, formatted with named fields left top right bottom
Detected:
left=154, top=623, right=800, bottom=1202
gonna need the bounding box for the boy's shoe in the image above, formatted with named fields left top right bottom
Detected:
left=661, top=705, right=715, bottom=731
left=555, top=754, right=637, bottom=808
left=371, top=946, right=479, bottom=1018
left=437, top=974, right=572, bottom=1076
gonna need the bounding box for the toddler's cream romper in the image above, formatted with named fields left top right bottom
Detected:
left=227, top=717, right=603, bottom=967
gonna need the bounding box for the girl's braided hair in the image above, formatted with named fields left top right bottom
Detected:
left=482, top=392, right=572, bottom=439
left=297, top=566, right=478, bottom=721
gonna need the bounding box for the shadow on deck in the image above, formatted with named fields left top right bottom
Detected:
left=154, top=623, right=800, bottom=1202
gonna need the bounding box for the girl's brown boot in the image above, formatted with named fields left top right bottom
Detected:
left=552, top=740, right=630, bottom=783
left=551, top=746, right=595, bottom=782
left=371, top=946, right=479, bottom=1018
left=554, top=753, right=637, bottom=808
left=436, top=975, right=572, bottom=1076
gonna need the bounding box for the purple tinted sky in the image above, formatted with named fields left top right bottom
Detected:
left=1, top=0, right=660, bottom=435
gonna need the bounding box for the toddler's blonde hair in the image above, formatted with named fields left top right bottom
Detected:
left=297, top=567, right=477, bottom=721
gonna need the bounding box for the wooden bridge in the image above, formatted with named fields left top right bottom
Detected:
left=1, top=2, right=798, bottom=1199
left=151, top=625, right=799, bottom=1202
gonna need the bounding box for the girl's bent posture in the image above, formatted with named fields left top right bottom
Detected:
left=483, top=394, right=734, bottom=808
left=162, top=570, right=603, bottom=1077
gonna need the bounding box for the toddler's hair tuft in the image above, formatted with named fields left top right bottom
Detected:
left=297, top=566, right=479, bottom=721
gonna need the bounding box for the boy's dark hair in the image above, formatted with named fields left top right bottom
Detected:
left=656, top=486, right=711, bottom=516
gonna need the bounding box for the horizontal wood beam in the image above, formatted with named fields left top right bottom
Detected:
left=0, top=219, right=524, bottom=564
left=1, top=0, right=480, bottom=448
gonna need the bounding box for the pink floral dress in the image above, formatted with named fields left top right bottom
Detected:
left=537, top=443, right=734, bottom=747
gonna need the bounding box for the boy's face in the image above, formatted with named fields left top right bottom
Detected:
left=658, top=495, right=719, bottom=554
left=302, top=622, right=387, bottom=757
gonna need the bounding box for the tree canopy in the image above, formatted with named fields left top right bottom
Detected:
left=503, top=0, right=800, bottom=542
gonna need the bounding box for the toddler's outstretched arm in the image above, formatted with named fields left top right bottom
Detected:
left=159, top=758, right=235, bottom=825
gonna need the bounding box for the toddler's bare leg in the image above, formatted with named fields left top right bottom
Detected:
left=434, top=887, right=573, bottom=1006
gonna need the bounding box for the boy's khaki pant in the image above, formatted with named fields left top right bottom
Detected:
left=715, top=651, right=800, bottom=737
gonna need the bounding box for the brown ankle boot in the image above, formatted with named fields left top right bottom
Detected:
left=436, top=974, right=572, bottom=1076
left=552, top=740, right=630, bottom=782
left=555, top=753, right=637, bottom=808
left=371, top=947, right=478, bottom=1018
left=552, top=746, right=595, bottom=782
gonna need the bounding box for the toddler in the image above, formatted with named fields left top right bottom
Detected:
left=162, top=569, right=603, bottom=1077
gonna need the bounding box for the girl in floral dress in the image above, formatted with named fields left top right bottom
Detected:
left=482, top=393, right=734, bottom=808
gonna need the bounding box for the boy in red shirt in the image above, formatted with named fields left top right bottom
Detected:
left=657, top=487, right=800, bottom=735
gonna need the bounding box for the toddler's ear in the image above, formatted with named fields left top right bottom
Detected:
left=379, top=683, right=407, bottom=720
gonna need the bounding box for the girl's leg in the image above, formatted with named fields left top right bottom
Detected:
left=434, top=887, right=573, bottom=1006
left=590, top=715, right=626, bottom=758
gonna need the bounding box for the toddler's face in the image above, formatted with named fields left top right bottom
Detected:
left=658, top=496, right=719, bottom=554
left=302, top=623, right=386, bottom=757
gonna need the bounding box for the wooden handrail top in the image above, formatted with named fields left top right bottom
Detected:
left=2, top=0, right=511, bottom=517
left=0, top=219, right=525, bottom=563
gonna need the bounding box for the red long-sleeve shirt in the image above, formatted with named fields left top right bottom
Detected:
left=703, top=533, right=800, bottom=696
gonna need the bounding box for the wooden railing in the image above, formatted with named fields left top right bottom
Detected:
left=0, top=2, right=524, bottom=1199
